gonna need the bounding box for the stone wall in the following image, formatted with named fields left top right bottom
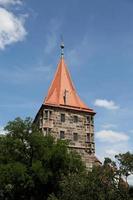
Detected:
left=35, top=105, right=100, bottom=168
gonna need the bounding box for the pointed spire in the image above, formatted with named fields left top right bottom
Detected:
left=44, top=49, right=94, bottom=113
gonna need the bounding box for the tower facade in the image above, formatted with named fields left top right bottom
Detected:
left=34, top=45, right=100, bottom=169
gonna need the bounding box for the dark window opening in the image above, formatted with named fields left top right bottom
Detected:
left=91, top=116, right=94, bottom=124
left=44, top=110, right=52, bottom=119
left=86, top=115, right=90, bottom=123
left=43, top=128, right=51, bottom=135
left=74, top=115, right=78, bottom=123
left=73, top=133, right=78, bottom=141
left=60, top=131, right=65, bottom=139
left=45, top=110, right=48, bottom=119
left=61, top=113, right=65, bottom=122
left=49, top=110, right=52, bottom=119
left=86, top=133, right=90, bottom=143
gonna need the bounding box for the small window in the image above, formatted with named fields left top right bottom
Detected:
left=45, top=110, right=48, bottom=119
left=60, top=131, right=65, bottom=139
left=73, top=115, right=78, bottom=123
left=43, top=128, right=51, bottom=136
left=73, top=133, right=78, bottom=141
left=86, top=133, right=90, bottom=143
left=49, top=110, right=52, bottom=119
left=91, top=116, right=94, bottom=124
left=44, top=110, right=52, bottom=119
left=86, top=115, right=90, bottom=123
left=61, top=113, right=65, bottom=122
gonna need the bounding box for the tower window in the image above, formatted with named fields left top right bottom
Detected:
left=86, top=133, right=90, bottom=143
left=61, top=113, right=65, bottom=122
left=44, top=110, right=52, bottom=119
left=49, top=110, right=52, bottom=119
left=86, top=115, right=90, bottom=123
left=43, top=128, right=51, bottom=136
left=44, top=110, right=48, bottom=119
left=91, top=116, right=94, bottom=124
left=73, top=133, right=78, bottom=141
left=73, top=115, right=78, bottom=123
left=60, top=131, right=65, bottom=139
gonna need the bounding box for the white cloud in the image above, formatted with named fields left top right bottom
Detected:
left=128, top=175, right=133, bottom=186
left=97, top=142, right=130, bottom=163
left=0, top=0, right=22, bottom=6
left=0, top=126, right=6, bottom=134
left=0, top=7, right=27, bottom=49
left=102, top=123, right=117, bottom=129
left=96, top=139, right=130, bottom=163
left=105, top=149, right=119, bottom=157
left=94, top=99, right=119, bottom=110
left=96, top=130, right=129, bottom=143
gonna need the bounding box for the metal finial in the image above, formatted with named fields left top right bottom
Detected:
left=60, top=35, right=64, bottom=57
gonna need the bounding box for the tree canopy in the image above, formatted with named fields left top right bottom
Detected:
left=0, top=117, right=133, bottom=200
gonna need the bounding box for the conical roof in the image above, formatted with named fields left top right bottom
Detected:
left=44, top=56, right=94, bottom=113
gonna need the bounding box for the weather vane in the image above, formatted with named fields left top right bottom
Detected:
left=60, top=35, right=64, bottom=57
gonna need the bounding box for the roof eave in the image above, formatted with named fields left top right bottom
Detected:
left=43, top=103, right=96, bottom=114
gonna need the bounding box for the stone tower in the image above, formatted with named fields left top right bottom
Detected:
left=34, top=44, right=100, bottom=169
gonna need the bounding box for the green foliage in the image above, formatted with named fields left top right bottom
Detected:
left=47, top=194, right=59, bottom=200
left=58, top=164, right=130, bottom=200
left=129, top=186, right=133, bottom=199
left=115, top=152, right=133, bottom=182
left=0, top=117, right=133, bottom=200
left=0, top=117, right=84, bottom=200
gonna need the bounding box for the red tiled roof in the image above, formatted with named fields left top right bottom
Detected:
left=44, top=57, right=94, bottom=113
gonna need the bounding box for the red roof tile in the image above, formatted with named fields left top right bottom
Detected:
left=44, top=57, right=94, bottom=113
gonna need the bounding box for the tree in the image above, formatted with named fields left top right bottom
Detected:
left=115, top=152, right=133, bottom=183
left=0, top=117, right=133, bottom=200
left=57, top=158, right=131, bottom=200
left=0, top=117, right=85, bottom=200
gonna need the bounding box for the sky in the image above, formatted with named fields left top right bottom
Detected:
left=0, top=0, right=133, bottom=179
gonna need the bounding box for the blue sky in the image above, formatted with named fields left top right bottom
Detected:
left=0, top=0, right=133, bottom=169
